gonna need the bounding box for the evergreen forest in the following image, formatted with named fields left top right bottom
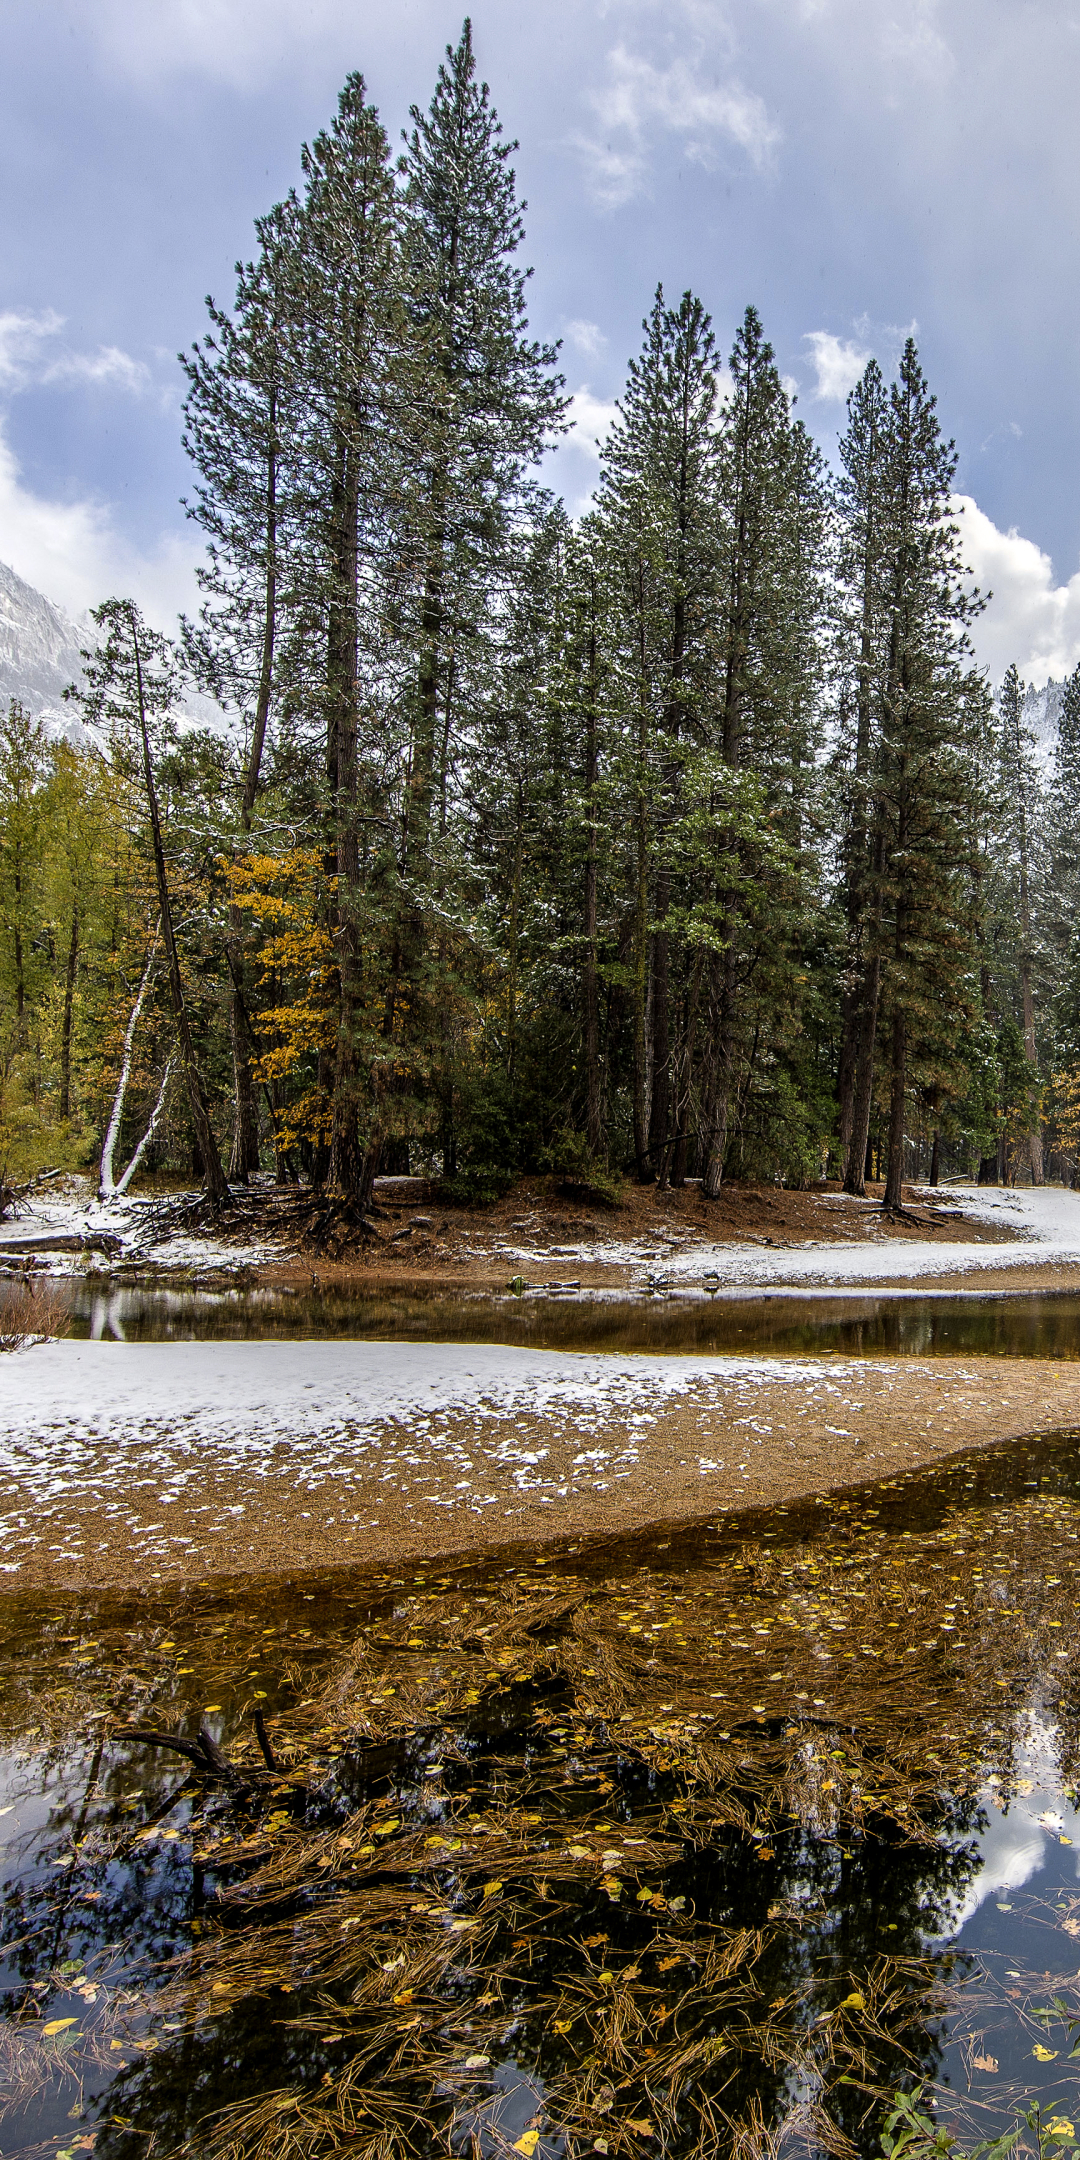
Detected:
left=4, top=20, right=1080, bottom=1209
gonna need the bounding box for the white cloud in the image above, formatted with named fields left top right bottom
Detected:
left=0, top=413, right=199, bottom=630
left=565, top=319, right=608, bottom=361
left=803, top=329, right=870, bottom=402
left=562, top=385, right=620, bottom=459
left=956, top=494, right=1080, bottom=686
left=580, top=43, right=779, bottom=206
left=80, top=0, right=357, bottom=90
left=0, top=309, right=150, bottom=398
left=882, top=0, right=954, bottom=80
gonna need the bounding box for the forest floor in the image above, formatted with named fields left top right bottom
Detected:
left=265, top=1175, right=1080, bottom=1297
left=1, top=1179, right=1079, bottom=1596
left=1, top=1334, right=1078, bottom=1592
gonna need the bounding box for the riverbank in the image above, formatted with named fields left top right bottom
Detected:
left=1, top=1338, right=1077, bottom=1591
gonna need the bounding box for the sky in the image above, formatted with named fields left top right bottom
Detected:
left=3, top=0, right=1080, bottom=684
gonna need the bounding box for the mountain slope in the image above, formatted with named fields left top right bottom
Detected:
left=0, top=558, right=92, bottom=737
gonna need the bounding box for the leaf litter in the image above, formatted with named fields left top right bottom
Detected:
left=3, top=1429, right=1080, bottom=2157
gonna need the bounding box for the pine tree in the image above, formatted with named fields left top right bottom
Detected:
left=873, top=343, right=983, bottom=1210
left=835, top=359, right=891, bottom=1179
left=700, top=304, right=824, bottom=1195
left=181, top=201, right=298, bottom=1178
left=397, top=21, right=566, bottom=885
left=593, top=285, right=724, bottom=1181
left=997, top=662, right=1045, bottom=1182
left=294, top=75, right=400, bottom=1200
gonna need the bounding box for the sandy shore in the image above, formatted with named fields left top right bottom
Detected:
left=1, top=1341, right=1077, bottom=1591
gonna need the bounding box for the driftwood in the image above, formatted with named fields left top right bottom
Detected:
left=0, top=1231, right=123, bottom=1257
left=123, top=1724, right=247, bottom=1788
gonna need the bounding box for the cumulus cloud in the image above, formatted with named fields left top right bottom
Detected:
left=957, top=494, right=1080, bottom=687
left=580, top=44, right=779, bottom=206
left=0, top=309, right=150, bottom=398
left=562, top=385, right=619, bottom=460
left=0, top=414, right=199, bottom=629
left=565, top=319, right=608, bottom=360
left=804, top=329, right=871, bottom=402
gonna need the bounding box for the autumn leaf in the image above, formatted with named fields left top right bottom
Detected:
left=1033, top=2044, right=1059, bottom=2061
left=972, top=2053, right=998, bottom=2072
left=512, top=2134, right=540, bottom=2157
left=43, top=2018, right=78, bottom=2037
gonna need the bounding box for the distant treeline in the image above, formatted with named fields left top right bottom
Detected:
left=3, top=20, right=1080, bottom=1204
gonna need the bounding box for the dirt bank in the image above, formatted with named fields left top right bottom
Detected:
left=2, top=1348, right=1077, bottom=1593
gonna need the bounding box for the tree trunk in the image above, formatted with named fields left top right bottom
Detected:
left=844, top=949, right=881, bottom=1198
left=929, top=1130, right=940, bottom=1187
left=132, top=620, right=228, bottom=1205
left=59, top=906, right=78, bottom=1120
left=649, top=893, right=670, bottom=1184
left=883, top=1007, right=906, bottom=1209
left=328, top=434, right=366, bottom=1197
left=228, top=409, right=277, bottom=1182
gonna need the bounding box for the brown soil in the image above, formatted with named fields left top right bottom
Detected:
left=254, top=1176, right=1036, bottom=1298
left=8, top=1354, right=1079, bottom=1595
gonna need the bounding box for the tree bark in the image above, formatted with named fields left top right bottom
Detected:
left=883, top=1005, right=907, bottom=1209
left=228, top=404, right=277, bottom=1183
left=59, top=907, right=78, bottom=1120
left=132, top=618, right=229, bottom=1205
left=583, top=639, right=602, bottom=1156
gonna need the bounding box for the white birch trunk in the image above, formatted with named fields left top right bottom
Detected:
left=98, top=929, right=160, bottom=1200
left=114, top=1057, right=175, bottom=1196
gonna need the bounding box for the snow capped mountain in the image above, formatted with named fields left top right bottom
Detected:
left=0, top=557, right=100, bottom=748
left=0, top=557, right=233, bottom=748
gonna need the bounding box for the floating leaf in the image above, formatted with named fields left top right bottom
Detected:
left=43, top=2018, right=77, bottom=2037
left=1033, top=2044, right=1059, bottom=2061
left=482, top=1879, right=503, bottom=1899
left=512, top=2134, right=540, bottom=2157
left=838, top=1992, right=866, bottom=2012
left=464, top=2053, right=490, bottom=2069
left=973, top=2054, right=998, bottom=2073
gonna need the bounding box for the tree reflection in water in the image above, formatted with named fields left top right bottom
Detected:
left=2, top=1424, right=1080, bottom=2160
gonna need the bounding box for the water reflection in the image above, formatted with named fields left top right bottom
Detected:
left=12, top=1276, right=1080, bottom=1359
left=3, top=1429, right=1080, bottom=2156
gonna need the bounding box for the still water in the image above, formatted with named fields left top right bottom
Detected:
left=33, top=1277, right=1080, bottom=1359
left=3, top=1428, right=1080, bottom=2158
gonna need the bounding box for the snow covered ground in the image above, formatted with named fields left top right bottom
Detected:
left=0, top=1338, right=883, bottom=1576
left=498, top=1185, right=1080, bottom=1289
left=0, top=1181, right=285, bottom=1275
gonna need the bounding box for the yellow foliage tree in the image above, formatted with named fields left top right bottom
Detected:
left=224, top=848, right=337, bottom=1153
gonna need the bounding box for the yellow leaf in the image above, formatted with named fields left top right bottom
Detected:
left=1033, top=2044, right=1059, bottom=2061
left=512, top=2135, right=540, bottom=2157
left=552, top=2018, right=572, bottom=2035
left=482, top=1879, right=504, bottom=1899
left=374, top=1818, right=400, bottom=1838
left=43, top=2018, right=78, bottom=2036
left=627, top=2123, right=656, bottom=2138
left=1049, top=2123, right=1075, bottom=2141
left=839, top=1991, right=865, bottom=2012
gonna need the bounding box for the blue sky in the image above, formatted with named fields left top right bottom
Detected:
left=3, top=0, right=1080, bottom=682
